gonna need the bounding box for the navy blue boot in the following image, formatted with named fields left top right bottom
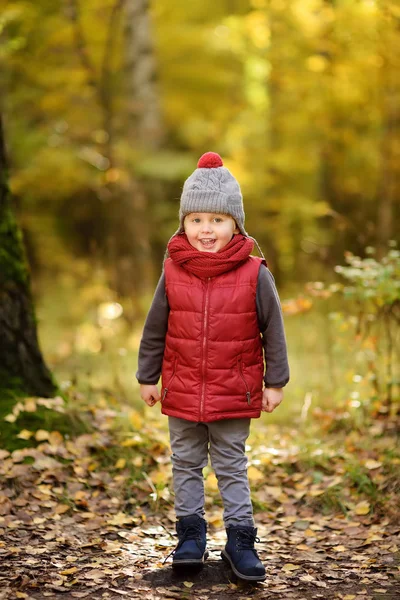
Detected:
left=221, top=526, right=266, bottom=581
left=170, top=515, right=208, bottom=567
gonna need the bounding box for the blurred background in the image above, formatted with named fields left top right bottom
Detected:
left=1, top=0, right=399, bottom=425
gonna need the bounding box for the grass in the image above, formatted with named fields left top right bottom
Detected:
left=0, top=382, right=91, bottom=451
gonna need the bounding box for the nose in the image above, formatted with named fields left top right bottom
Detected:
left=200, top=221, right=213, bottom=233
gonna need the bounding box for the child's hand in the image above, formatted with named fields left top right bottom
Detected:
left=140, top=384, right=161, bottom=407
left=262, top=388, right=283, bottom=413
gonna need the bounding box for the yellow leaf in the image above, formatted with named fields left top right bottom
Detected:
left=343, top=595, right=356, bottom=600
left=35, top=429, right=50, bottom=441
left=332, top=545, right=347, bottom=552
left=282, top=563, right=300, bottom=571
left=364, top=460, right=382, bottom=470
left=247, top=466, right=264, bottom=482
left=265, top=485, right=282, bottom=499
left=205, top=472, right=219, bottom=491
left=208, top=511, right=224, bottom=528
left=296, top=544, right=311, bottom=551
left=24, top=398, right=37, bottom=412
left=121, top=439, right=140, bottom=447
left=16, top=593, right=28, bottom=599
left=129, top=411, right=143, bottom=430
left=4, top=414, right=16, bottom=423
left=309, top=489, right=324, bottom=497
left=355, top=501, right=370, bottom=515
left=48, top=431, right=64, bottom=445
left=115, top=458, right=126, bottom=469
left=304, top=529, right=316, bottom=537
left=17, top=429, right=34, bottom=440
left=55, top=504, right=70, bottom=515
left=60, top=567, right=78, bottom=575
left=107, top=512, right=134, bottom=526
left=183, top=582, right=194, bottom=588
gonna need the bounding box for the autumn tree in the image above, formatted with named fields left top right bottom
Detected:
left=0, top=114, right=56, bottom=397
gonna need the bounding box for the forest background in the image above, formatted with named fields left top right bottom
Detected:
left=0, top=2, right=400, bottom=596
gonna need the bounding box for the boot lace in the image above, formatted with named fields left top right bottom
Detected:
left=235, top=529, right=261, bottom=554
left=164, top=523, right=203, bottom=564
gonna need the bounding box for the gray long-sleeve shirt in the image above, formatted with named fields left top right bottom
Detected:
left=136, top=265, right=290, bottom=389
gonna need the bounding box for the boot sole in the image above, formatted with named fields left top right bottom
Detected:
left=172, top=550, right=209, bottom=567
left=221, top=550, right=266, bottom=582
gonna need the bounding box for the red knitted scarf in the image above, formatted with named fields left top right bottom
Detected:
left=167, top=233, right=254, bottom=278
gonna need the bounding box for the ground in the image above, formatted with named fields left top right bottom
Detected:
left=1, top=402, right=399, bottom=599
left=1, top=497, right=399, bottom=599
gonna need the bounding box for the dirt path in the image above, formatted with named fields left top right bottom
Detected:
left=1, top=514, right=399, bottom=599
left=1, top=415, right=399, bottom=599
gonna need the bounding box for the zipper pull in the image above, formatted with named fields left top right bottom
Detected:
left=162, top=388, right=168, bottom=401
left=246, top=392, right=251, bottom=405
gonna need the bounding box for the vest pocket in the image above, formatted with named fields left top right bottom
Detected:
left=237, top=357, right=251, bottom=405
left=162, top=355, right=177, bottom=402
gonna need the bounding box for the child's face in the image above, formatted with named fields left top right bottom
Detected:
left=184, top=212, right=239, bottom=253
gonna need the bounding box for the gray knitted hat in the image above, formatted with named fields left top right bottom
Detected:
left=176, top=152, right=248, bottom=236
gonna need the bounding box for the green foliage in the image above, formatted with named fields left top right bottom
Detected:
left=305, top=244, right=400, bottom=415
left=335, top=243, right=400, bottom=307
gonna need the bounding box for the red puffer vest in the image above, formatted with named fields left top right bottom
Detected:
left=161, top=256, right=265, bottom=423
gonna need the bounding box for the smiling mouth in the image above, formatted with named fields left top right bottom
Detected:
left=199, top=239, right=216, bottom=247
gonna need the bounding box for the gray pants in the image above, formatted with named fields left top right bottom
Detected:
left=168, top=416, right=254, bottom=528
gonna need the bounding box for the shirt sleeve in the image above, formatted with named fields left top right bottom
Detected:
left=136, top=272, right=170, bottom=385
left=256, top=265, right=290, bottom=388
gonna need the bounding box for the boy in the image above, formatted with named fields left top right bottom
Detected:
left=136, top=152, right=289, bottom=581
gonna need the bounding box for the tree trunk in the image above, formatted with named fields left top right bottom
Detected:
left=0, top=114, right=56, bottom=397
left=121, top=0, right=165, bottom=299
left=376, top=11, right=400, bottom=256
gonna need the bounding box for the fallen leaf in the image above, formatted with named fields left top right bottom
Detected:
left=265, top=486, right=283, bottom=499
left=60, top=567, right=78, bottom=575
left=24, top=398, right=37, bottom=412
left=364, top=460, right=382, bottom=470
left=183, top=581, right=194, bottom=588
left=17, top=429, right=34, bottom=440
left=247, top=466, right=264, bottom=481
left=49, top=431, right=64, bottom=445
left=282, top=563, right=300, bottom=571
left=4, top=414, right=17, bottom=423
left=300, top=574, right=315, bottom=582
left=355, top=501, right=370, bottom=515
left=35, top=429, right=50, bottom=441
left=55, top=504, right=71, bottom=515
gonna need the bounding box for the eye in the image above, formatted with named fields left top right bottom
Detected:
left=192, top=218, right=201, bottom=223
left=213, top=217, right=223, bottom=223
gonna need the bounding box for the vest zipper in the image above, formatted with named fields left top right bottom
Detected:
left=200, top=278, right=211, bottom=421
left=162, top=356, right=177, bottom=402
left=238, top=357, right=251, bottom=405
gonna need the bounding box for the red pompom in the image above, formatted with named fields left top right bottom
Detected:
left=197, top=152, right=223, bottom=169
